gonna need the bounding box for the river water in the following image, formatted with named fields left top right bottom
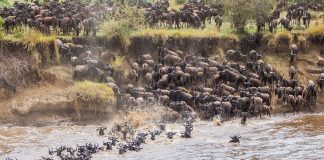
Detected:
left=0, top=113, right=323, bottom=160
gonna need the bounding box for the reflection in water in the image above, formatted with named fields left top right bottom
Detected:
left=0, top=113, right=323, bottom=160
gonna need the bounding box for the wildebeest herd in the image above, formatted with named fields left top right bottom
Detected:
left=64, top=37, right=322, bottom=123
left=0, top=0, right=113, bottom=35
left=144, top=0, right=224, bottom=29
left=265, top=1, right=323, bottom=32
left=143, top=0, right=323, bottom=32
left=0, top=0, right=323, bottom=35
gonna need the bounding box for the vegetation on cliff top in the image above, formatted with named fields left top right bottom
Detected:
left=132, top=28, right=220, bottom=38
left=72, top=81, right=116, bottom=120
left=73, top=81, right=115, bottom=102
left=304, top=24, right=324, bottom=37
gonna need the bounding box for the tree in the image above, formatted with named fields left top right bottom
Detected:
left=221, top=0, right=273, bottom=33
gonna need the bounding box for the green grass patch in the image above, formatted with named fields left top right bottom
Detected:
left=72, top=81, right=116, bottom=120
left=73, top=81, right=115, bottom=102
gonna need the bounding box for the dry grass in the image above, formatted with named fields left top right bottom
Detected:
left=0, top=28, right=58, bottom=64
left=111, top=55, right=125, bottom=69
left=304, top=24, right=324, bottom=37
left=298, top=36, right=308, bottom=52
left=132, top=28, right=220, bottom=39
left=21, top=29, right=57, bottom=65
left=169, top=0, right=183, bottom=10
left=263, top=54, right=289, bottom=78
left=267, top=31, right=292, bottom=49
left=1, top=27, right=57, bottom=44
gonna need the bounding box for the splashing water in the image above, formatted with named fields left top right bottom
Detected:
left=0, top=112, right=324, bottom=160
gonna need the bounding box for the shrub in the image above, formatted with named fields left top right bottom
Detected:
left=221, top=0, right=272, bottom=33
left=0, top=0, right=10, bottom=7
left=101, top=19, right=130, bottom=43
left=100, top=6, right=144, bottom=49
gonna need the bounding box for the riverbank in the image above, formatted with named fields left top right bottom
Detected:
left=0, top=27, right=324, bottom=124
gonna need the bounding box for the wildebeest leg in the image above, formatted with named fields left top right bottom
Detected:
left=290, top=54, right=295, bottom=63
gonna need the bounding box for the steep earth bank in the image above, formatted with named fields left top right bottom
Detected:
left=0, top=33, right=323, bottom=124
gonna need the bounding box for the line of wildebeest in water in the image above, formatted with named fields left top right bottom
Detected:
left=4, top=112, right=198, bottom=160
left=44, top=113, right=195, bottom=160
left=0, top=0, right=323, bottom=36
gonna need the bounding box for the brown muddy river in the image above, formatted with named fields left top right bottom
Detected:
left=0, top=113, right=323, bottom=160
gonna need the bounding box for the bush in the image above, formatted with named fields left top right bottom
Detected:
left=100, top=6, right=144, bottom=48
left=0, top=0, right=10, bottom=7
left=221, top=0, right=272, bottom=33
